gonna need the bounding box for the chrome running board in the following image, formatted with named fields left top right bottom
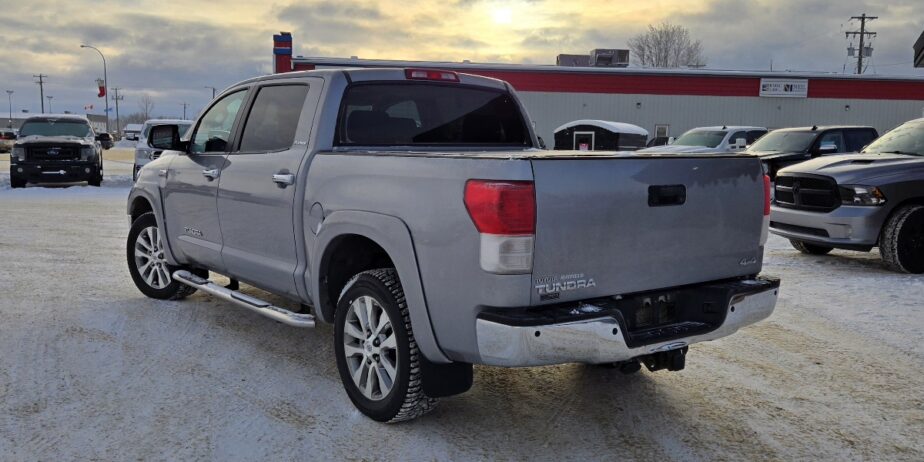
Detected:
left=172, top=270, right=316, bottom=328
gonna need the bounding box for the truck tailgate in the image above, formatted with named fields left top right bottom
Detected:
left=530, top=155, right=765, bottom=305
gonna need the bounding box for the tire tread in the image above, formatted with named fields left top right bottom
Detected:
left=880, top=205, right=924, bottom=273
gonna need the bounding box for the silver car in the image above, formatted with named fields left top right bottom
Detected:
left=133, top=119, right=192, bottom=181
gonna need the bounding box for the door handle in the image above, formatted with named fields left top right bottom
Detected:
left=158, top=169, right=168, bottom=178
left=272, top=173, right=295, bottom=186
left=202, top=169, right=219, bottom=180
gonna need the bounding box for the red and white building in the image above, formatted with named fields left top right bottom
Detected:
left=273, top=32, right=924, bottom=142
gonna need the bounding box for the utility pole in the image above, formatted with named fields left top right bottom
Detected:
left=33, top=74, right=48, bottom=113
left=845, top=13, right=877, bottom=75
left=204, top=86, right=217, bottom=99
left=5, top=90, right=12, bottom=128
left=180, top=102, right=189, bottom=119
left=46, top=95, right=53, bottom=113
left=112, top=87, right=124, bottom=137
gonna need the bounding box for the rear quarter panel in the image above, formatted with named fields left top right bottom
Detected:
left=304, top=152, right=534, bottom=362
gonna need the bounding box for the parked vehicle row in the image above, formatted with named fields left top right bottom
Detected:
left=127, top=68, right=779, bottom=422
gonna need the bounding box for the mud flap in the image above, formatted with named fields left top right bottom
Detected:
left=420, top=356, right=473, bottom=398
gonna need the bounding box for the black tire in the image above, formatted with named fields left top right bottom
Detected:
left=132, top=164, right=138, bottom=182
left=10, top=176, right=26, bottom=189
left=880, top=205, right=924, bottom=274
left=126, top=212, right=198, bottom=300
left=334, top=268, right=436, bottom=423
left=790, top=239, right=833, bottom=255
left=88, top=165, right=102, bottom=187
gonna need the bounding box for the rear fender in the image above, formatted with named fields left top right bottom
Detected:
left=312, top=210, right=451, bottom=364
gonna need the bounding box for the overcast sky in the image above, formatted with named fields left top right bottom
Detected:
left=1, top=0, right=922, bottom=122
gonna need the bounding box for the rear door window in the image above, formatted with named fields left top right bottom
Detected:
left=746, top=130, right=766, bottom=144
left=238, top=84, right=310, bottom=152
left=337, top=83, right=529, bottom=147
left=845, top=129, right=878, bottom=152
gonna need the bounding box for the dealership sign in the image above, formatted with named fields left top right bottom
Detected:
left=759, top=78, right=809, bottom=98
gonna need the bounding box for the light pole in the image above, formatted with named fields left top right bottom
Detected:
left=204, top=86, right=217, bottom=99
left=80, top=44, right=110, bottom=133
left=5, top=90, right=12, bottom=128
left=46, top=95, right=53, bottom=113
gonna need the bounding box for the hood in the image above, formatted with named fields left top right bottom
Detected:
left=748, top=150, right=809, bottom=161
left=778, top=153, right=924, bottom=184
left=637, top=144, right=722, bottom=154
left=15, top=135, right=94, bottom=146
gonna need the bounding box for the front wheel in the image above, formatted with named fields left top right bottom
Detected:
left=334, top=268, right=436, bottom=423
left=790, top=239, right=833, bottom=255
left=10, top=175, right=26, bottom=189
left=880, top=205, right=924, bottom=274
left=126, top=212, right=198, bottom=299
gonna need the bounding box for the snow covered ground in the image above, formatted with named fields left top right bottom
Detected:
left=0, top=180, right=922, bottom=460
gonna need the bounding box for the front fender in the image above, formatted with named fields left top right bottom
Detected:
left=127, top=184, right=180, bottom=267
left=312, top=210, right=451, bottom=364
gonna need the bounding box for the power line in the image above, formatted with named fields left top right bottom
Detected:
left=845, top=13, right=877, bottom=75
left=33, top=74, right=48, bottom=113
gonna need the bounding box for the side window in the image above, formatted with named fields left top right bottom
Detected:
left=239, top=85, right=310, bottom=152
left=818, top=131, right=846, bottom=152
left=191, top=90, right=249, bottom=154
left=845, top=129, right=877, bottom=152
left=746, top=130, right=766, bottom=144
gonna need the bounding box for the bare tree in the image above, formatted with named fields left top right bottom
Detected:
left=628, top=22, right=706, bottom=68
left=138, top=94, right=155, bottom=120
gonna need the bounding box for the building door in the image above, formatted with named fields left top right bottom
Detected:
left=655, top=124, right=670, bottom=138
left=574, top=131, right=595, bottom=151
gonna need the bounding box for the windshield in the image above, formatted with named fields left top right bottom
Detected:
left=747, top=131, right=816, bottom=153
left=19, top=119, right=92, bottom=138
left=337, top=83, right=529, bottom=147
left=861, top=122, right=924, bottom=156
left=672, top=130, right=726, bottom=148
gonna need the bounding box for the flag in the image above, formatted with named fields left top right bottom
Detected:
left=84, top=104, right=94, bottom=111
left=96, top=78, right=106, bottom=98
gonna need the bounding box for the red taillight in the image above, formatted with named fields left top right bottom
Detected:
left=464, top=180, right=535, bottom=235
left=405, top=69, right=460, bottom=82
left=763, top=174, right=772, bottom=216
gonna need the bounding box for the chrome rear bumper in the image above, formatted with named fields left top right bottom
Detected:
left=476, top=277, right=779, bottom=367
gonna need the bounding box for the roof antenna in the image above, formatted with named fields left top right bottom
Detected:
left=811, top=125, right=818, bottom=131
left=721, top=125, right=727, bottom=129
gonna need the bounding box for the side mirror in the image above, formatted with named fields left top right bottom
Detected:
left=668, top=136, right=675, bottom=144
left=537, top=136, right=547, bottom=150
left=149, top=124, right=182, bottom=151
left=818, top=142, right=838, bottom=154
left=96, top=132, right=113, bottom=150
left=735, top=137, right=747, bottom=149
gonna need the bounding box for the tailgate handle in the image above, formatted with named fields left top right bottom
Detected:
left=648, top=185, right=686, bottom=207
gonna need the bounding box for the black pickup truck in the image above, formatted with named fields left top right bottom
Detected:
left=747, top=125, right=879, bottom=179
left=9, top=115, right=111, bottom=188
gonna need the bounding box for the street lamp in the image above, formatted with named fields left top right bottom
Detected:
left=80, top=44, right=110, bottom=133
left=5, top=90, right=12, bottom=128
left=204, top=86, right=217, bottom=99
left=46, top=95, right=53, bottom=113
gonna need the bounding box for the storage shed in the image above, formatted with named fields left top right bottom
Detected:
left=553, top=120, right=648, bottom=151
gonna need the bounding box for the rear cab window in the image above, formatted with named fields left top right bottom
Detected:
left=845, top=128, right=878, bottom=152
left=336, top=83, right=530, bottom=147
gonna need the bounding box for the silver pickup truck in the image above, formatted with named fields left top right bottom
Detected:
left=126, top=68, right=779, bottom=422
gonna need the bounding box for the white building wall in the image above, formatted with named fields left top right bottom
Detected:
left=517, top=91, right=924, bottom=143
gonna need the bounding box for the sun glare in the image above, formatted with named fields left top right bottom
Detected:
left=491, top=7, right=513, bottom=24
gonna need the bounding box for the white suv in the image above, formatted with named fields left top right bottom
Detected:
left=640, top=126, right=767, bottom=153
left=133, top=119, right=193, bottom=181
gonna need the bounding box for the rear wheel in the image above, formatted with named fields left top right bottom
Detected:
left=334, top=268, right=436, bottom=423
left=126, top=212, right=199, bottom=299
left=880, top=205, right=924, bottom=274
left=790, top=239, right=833, bottom=255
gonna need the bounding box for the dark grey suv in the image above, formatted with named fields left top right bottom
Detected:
left=748, top=125, right=879, bottom=179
